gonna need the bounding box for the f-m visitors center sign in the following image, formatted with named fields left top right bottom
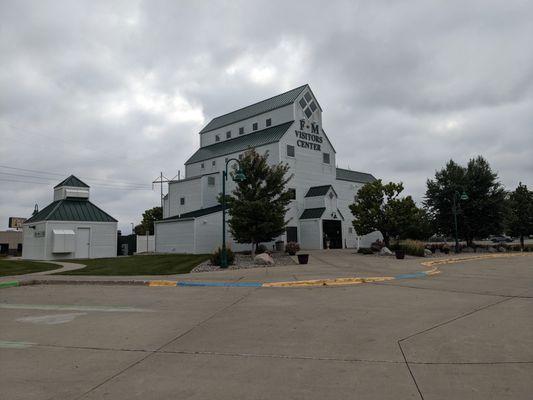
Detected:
left=295, top=119, right=323, bottom=151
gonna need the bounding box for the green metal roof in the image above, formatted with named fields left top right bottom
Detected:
left=300, top=208, right=326, bottom=220
left=159, top=204, right=225, bottom=222
left=335, top=168, right=376, bottom=184
left=305, top=185, right=337, bottom=198
left=199, top=85, right=307, bottom=134
left=54, top=175, right=89, bottom=188
left=25, top=198, right=117, bottom=223
left=185, top=121, right=293, bottom=165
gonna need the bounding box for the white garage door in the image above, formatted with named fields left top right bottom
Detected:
left=155, top=220, right=195, bottom=253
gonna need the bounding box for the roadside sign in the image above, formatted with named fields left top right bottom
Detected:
left=8, top=217, right=26, bottom=229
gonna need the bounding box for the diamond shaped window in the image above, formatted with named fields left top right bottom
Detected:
left=299, top=98, right=307, bottom=108
left=304, top=107, right=313, bottom=118
left=304, top=92, right=312, bottom=102
left=309, top=101, right=317, bottom=112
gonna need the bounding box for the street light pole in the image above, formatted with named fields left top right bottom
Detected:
left=452, top=190, right=469, bottom=254
left=221, top=158, right=246, bottom=268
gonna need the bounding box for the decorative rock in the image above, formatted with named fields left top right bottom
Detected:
left=379, top=247, right=393, bottom=256
left=424, top=248, right=432, bottom=257
left=254, top=253, right=275, bottom=265
left=497, top=246, right=506, bottom=253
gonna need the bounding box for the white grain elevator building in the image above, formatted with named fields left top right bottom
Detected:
left=155, top=84, right=381, bottom=254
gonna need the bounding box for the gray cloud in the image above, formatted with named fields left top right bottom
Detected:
left=1, top=0, right=532, bottom=231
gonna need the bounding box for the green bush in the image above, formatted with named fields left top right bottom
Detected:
left=256, top=244, right=268, bottom=254
left=391, top=240, right=425, bottom=257
left=210, top=247, right=235, bottom=266
left=357, top=247, right=374, bottom=255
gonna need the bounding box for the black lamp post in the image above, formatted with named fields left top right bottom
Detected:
left=221, top=158, right=246, bottom=268
left=452, top=190, right=469, bottom=253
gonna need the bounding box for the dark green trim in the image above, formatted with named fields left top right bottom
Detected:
left=335, top=168, right=376, bottom=184
left=25, top=198, right=117, bottom=223
left=54, top=175, right=89, bottom=188
left=185, top=121, right=293, bottom=165
left=300, top=208, right=326, bottom=219
left=200, top=85, right=307, bottom=134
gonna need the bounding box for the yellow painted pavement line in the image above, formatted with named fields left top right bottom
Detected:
left=421, top=252, right=532, bottom=268
left=148, top=280, right=178, bottom=287
left=263, top=275, right=396, bottom=288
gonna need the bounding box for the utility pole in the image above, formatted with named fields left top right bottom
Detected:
left=152, top=172, right=171, bottom=211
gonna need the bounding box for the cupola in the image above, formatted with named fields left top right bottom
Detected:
left=53, top=175, right=90, bottom=201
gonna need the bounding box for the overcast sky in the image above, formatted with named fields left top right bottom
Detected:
left=1, top=0, right=532, bottom=232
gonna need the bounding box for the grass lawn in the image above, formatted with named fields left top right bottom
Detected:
left=57, top=254, right=210, bottom=276
left=0, top=259, right=59, bottom=276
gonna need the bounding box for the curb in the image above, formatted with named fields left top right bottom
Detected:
left=3, top=253, right=527, bottom=290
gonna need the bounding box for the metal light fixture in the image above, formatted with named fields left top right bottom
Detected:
left=221, top=158, right=246, bottom=268
left=452, top=189, right=469, bottom=253
left=234, top=169, right=246, bottom=182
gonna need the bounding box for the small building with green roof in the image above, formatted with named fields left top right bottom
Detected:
left=22, top=175, right=118, bottom=260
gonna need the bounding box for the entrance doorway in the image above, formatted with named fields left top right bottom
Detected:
left=76, top=228, right=90, bottom=258
left=286, top=226, right=298, bottom=243
left=322, top=220, right=342, bottom=249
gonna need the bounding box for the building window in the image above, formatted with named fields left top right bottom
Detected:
left=304, top=92, right=312, bottom=102
left=266, top=118, right=271, bottom=127
left=299, top=98, right=307, bottom=108
left=208, top=176, right=215, bottom=186
left=287, top=145, right=295, bottom=157
left=323, top=152, right=330, bottom=164
left=180, top=197, right=185, bottom=205
left=288, top=188, right=296, bottom=200
left=239, top=127, right=244, bottom=135
left=238, top=154, right=243, bottom=160
left=215, top=135, right=220, bottom=142
left=348, top=227, right=353, bottom=234
left=253, top=122, right=258, bottom=131
left=226, top=131, right=231, bottom=139
left=201, top=162, right=205, bottom=169
left=309, top=101, right=317, bottom=112
left=212, top=160, right=216, bottom=167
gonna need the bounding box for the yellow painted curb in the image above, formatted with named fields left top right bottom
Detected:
left=263, top=276, right=395, bottom=288
left=421, top=252, right=532, bottom=268
left=148, top=280, right=177, bottom=287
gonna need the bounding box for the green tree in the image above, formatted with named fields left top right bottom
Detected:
left=224, top=148, right=293, bottom=256
left=135, top=206, right=162, bottom=235
left=425, top=156, right=506, bottom=246
left=350, top=180, right=425, bottom=247
left=506, top=183, right=533, bottom=250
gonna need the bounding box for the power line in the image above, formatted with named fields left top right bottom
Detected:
left=0, top=165, right=152, bottom=189
left=0, top=177, right=52, bottom=185
left=0, top=175, right=153, bottom=191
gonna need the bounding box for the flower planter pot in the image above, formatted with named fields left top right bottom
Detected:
left=395, top=250, right=405, bottom=260
left=297, top=254, right=309, bottom=264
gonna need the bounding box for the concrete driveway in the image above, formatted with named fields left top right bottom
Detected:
left=0, top=251, right=531, bottom=399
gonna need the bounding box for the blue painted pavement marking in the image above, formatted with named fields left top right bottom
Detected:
left=394, top=272, right=427, bottom=280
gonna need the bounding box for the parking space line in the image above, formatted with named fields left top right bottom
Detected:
left=0, top=303, right=153, bottom=313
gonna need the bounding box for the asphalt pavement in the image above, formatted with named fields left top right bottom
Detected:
left=0, top=251, right=531, bottom=399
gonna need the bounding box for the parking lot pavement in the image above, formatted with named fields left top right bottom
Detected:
left=0, top=254, right=532, bottom=399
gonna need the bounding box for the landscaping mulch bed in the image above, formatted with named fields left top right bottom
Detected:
left=191, top=252, right=296, bottom=273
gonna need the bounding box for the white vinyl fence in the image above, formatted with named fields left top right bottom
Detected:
left=136, top=234, right=155, bottom=253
